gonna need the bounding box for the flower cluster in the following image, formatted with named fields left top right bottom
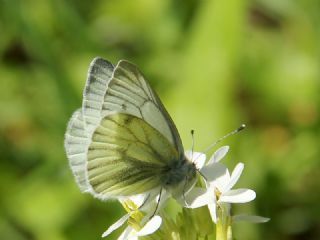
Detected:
left=103, top=146, right=269, bottom=239
left=102, top=191, right=169, bottom=239
left=183, top=147, right=269, bottom=239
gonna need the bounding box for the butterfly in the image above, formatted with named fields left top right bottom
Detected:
left=64, top=57, right=197, bottom=201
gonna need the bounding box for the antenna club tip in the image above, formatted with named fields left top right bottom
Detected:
left=238, top=124, right=246, bottom=131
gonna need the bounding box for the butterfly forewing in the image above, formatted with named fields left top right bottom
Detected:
left=82, top=58, right=114, bottom=133
left=100, top=60, right=184, bottom=157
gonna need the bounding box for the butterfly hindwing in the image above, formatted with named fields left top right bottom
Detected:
left=87, top=113, right=179, bottom=199
left=64, top=109, right=92, bottom=192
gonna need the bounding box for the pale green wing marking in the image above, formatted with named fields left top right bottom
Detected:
left=87, top=113, right=179, bottom=199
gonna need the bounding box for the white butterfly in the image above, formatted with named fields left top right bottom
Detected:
left=64, top=57, right=197, bottom=201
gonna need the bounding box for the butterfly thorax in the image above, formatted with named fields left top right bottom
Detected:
left=160, top=157, right=197, bottom=188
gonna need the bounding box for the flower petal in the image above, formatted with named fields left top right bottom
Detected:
left=182, top=187, right=212, bottom=208
left=232, top=214, right=270, bottom=223
left=184, top=150, right=193, bottom=160
left=200, top=162, right=229, bottom=183
left=208, top=146, right=229, bottom=164
left=120, top=192, right=150, bottom=208
left=102, top=214, right=130, bottom=238
left=208, top=202, right=217, bottom=223
left=118, top=226, right=134, bottom=240
left=219, top=189, right=256, bottom=203
left=136, top=215, right=162, bottom=236
left=194, top=155, right=206, bottom=169
left=185, top=150, right=206, bottom=168
left=223, top=163, right=244, bottom=192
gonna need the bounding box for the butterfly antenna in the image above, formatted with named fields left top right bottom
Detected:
left=194, top=124, right=246, bottom=162
left=191, top=129, right=195, bottom=160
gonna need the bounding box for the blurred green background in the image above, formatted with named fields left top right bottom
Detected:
left=1, top=0, right=319, bottom=239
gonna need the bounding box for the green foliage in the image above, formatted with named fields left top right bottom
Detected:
left=1, top=0, right=320, bottom=239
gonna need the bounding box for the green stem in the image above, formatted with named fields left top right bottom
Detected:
left=216, top=204, right=232, bottom=240
left=227, top=224, right=233, bottom=240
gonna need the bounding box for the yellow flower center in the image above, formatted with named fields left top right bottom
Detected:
left=214, top=187, right=222, bottom=201
left=122, top=199, right=145, bottom=231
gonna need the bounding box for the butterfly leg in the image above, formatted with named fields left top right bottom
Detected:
left=150, top=187, right=163, bottom=218
left=196, top=168, right=208, bottom=181
left=182, top=176, right=190, bottom=207
left=138, top=193, right=151, bottom=209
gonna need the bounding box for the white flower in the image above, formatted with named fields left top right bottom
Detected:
left=184, top=146, right=256, bottom=223
left=102, top=214, right=162, bottom=240
left=184, top=145, right=230, bottom=171
left=201, top=162, right=256, bottom=222
left=102, top=191, right=168, bottom=239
